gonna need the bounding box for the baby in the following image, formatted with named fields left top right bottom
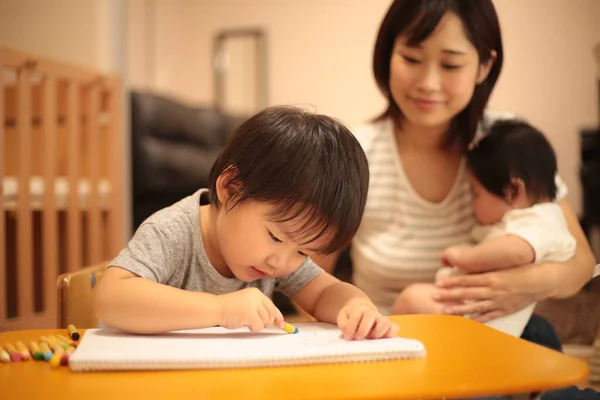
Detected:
left=393, top=119, right=576, bottom=336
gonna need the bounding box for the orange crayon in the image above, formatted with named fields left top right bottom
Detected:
left=15, top=341, right=31, bottom=361
left=4, top=343, right=22, bottom=362
left=49, top=347, right=64, bottom=368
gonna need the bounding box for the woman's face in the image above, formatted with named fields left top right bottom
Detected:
left=389, top=12, right=493, bottom=131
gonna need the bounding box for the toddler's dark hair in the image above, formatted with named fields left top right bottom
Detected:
left=208, top=106, right=369, bottom=255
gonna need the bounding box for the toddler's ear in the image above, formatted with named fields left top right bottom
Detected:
left=216, top=165, right=243, bottom=206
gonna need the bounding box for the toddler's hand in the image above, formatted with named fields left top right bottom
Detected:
left=218, top=288, right=284, bottom=332
left=337, top=298, right=399, bottom=341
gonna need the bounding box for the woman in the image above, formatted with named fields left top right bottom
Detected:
left=316, top=0, right=595, bottom=346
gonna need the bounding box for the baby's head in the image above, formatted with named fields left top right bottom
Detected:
left=467, top=119, right=557, bottom=225
left=207, top=106, right=369, bottom=281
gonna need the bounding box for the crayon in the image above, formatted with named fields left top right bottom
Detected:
left=4, top=343, right=22, bottom=362
left=56, top=334, right=76, bottom=348
left=60, top=345, right=76, bottom=366
left=39, top=342, right=53, bottom=361
left=67, top=324, right=80, bottom=341
left=41, top=335, right=62, bottom=351
left=49, top=347, right=64, bottom=368
left=29, top=341, right=43, bottom=360
left=15, top=341, right=31, bottom=361
left=274, top=321, right=299, bottom=334
left=49, top=335, right=69, bottom=349
left=0, top=346, right=11, bottom=363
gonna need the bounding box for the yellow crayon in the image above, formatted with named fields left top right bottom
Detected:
left=39, top=342, right=53, bottom=361
left=281, top=322, right=299, bottom=334
left=4, top=343, right=22, bottom=362
left=50, top=335, right=69, bottom=349
left=15, top=341, right=31, bottom=361
left=0, top=346, right=11, bottom=363
left=67, top=324, right=80, bottom=341
left=39, top=336, right=51, bottom=345
left=49, top=347, right=65, bottom=368
left=41, top=335, right=61, bottom=351
left=56, top=334, right=75, bottom=348
left=30, top=341, right=43, bottom=360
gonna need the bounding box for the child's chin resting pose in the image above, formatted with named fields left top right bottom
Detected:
left=392, top=119, right=576, bottom=337
left=95, top=106, right=399, bottom=341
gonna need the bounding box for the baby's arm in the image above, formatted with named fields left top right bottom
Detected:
left=95, top=267, right=221, bottom=333
left=441, top=235, right=535, bottom=273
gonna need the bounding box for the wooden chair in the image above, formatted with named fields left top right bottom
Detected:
left=591, top=328, right=600, bottom=384
left=56, top=261, right=107, bottom=329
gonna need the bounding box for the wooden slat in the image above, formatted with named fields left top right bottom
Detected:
left=42, top=76, right=59, bottom=320
left=0, top=49, right=6, bottom=326
left=66, top=81, right=82, bottom=272
left=106, top=78, right=124, bottom=258
left=4, top=85, right=111, bottom=132
left=0, top=46, right=113, bottom=84
left=86, top=84, right=102, bottom=263
left=16, top=67, right=34, bottom=321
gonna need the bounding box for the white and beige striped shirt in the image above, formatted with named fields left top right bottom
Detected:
left=350, top=112, right=567, bottom=314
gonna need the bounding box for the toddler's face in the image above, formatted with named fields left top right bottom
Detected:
left=468, top=172, right=511, bottom=225
left=215, top=200, right=332, bottom=283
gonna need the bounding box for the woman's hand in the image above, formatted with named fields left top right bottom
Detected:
left=433, top=263, right=552, bottom=322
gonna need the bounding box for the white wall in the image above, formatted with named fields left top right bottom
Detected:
left=0, top=0, right=132, bottom=239
left=490, top=0, right=600, bottom=213
left=0, top=0, right=122, bottom=72
left=129, top=0, right=600, bottom=215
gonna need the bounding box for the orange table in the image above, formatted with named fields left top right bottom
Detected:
left=0, top=315, right=589, bottom=399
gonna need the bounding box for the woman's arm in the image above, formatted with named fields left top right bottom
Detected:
left=548, top=199, right=597, bottom=297
left=434, top=199, right=596, bottom=320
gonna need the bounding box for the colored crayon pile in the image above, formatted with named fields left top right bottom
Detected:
left=0, top=324, right=80, bottom=368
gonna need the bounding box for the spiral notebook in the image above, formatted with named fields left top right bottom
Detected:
left=69, top=322, right=426, bottom=372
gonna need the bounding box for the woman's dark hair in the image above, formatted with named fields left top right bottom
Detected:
left=208, top=106, right=369, bottom=254
left=467, top=119, right=558, bottom=203
left=373, top=0, right=503, bottom=150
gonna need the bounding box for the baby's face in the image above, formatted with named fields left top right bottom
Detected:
left=468, top=173, right=511, bottom=225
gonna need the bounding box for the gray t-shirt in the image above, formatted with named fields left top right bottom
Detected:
left=109, top=189, right=323, bottom=298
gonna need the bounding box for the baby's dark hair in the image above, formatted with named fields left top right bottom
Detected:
left=208, top=106, right=369, bottom=255
left=467, top=119, right=557, bottom=203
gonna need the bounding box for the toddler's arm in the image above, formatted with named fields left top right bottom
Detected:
left=441, top=235, right=535, bottom=273
left=96, top=267, right=284, bottom=334
left=95, top=266, right=221, bottom=333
